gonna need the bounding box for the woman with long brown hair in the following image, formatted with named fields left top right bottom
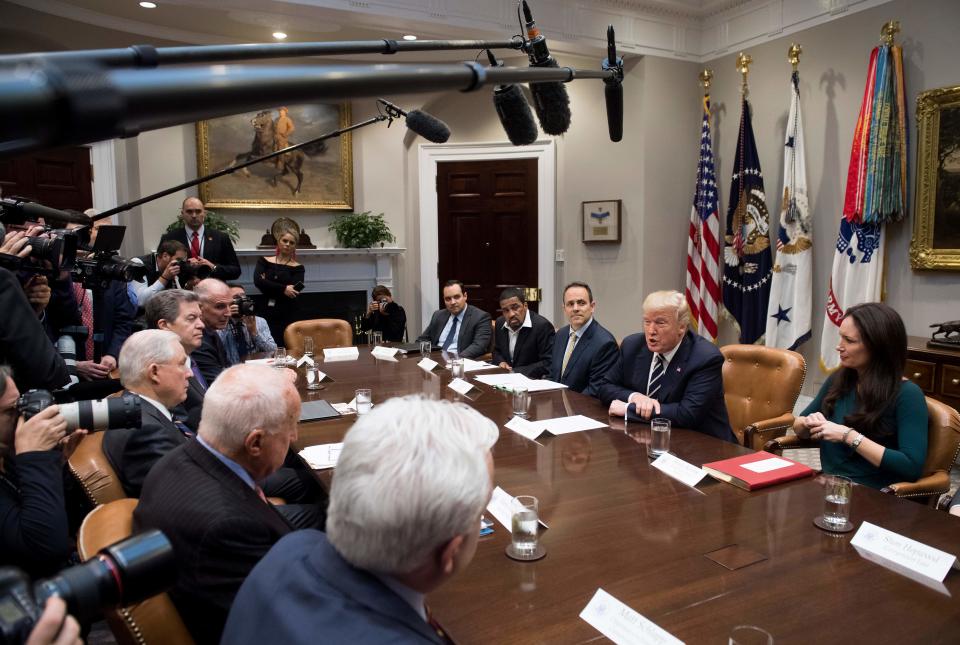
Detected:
left=793, top=302, right=928, bottom=489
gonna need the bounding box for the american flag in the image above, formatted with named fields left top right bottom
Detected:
left=685, top=95, right=721, bottom=343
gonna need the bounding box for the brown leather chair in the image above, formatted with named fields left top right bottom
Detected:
left=284, top=318, right=353, bottom=356
left=720, top=344, right=806, bottom=451
left=764, top=396, right=960, bottom=506
left=78, top=499, right=196, bottom=645
left=67, top=432, right=125, bottom=506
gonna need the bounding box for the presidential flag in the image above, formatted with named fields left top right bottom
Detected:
left=685, top=95, right=721, bottom=343
left=766, top=70, right=813, bottom=351
left=820, top=44, right=906, bottom=372
left=723, top=97, right=773, bottom=345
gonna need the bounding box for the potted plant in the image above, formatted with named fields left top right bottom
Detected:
left=166, top=209, right=240, bottom=244
left=328, top=211, right=395, bottom=248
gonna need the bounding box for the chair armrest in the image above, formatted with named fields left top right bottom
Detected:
left=743, top=413, right=795, bottom=451
left=885, top=472, right=950, bottom=501
left=763, top=433, right=819, bottom=454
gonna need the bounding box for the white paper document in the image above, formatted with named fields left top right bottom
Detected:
left=417, top=357, right=440, bottom=372
left=371, top=345, right=399, bottom=359
left=296, top=355, right=315, bottom=367
left=298, top=443, right=343, bottom=470
left=447, top=378, right=475, bottom=395
left=474, top=373, right=568, bottom=393
left=580, top=588, right=684, bottom=645
left=741, top=456, right=794, bottom=474
left=503, top=414, right=607, bottom=441
left=462, top=358, right=498, bottom=372
left=323, top=346, right=360, bottom=361
left=650, top=453, right=707, bottom=488
left=850, top=521, right=957, bottom=585
left=332, top=402, right=356, bottom=415
left=485, top=486, right=548, bottom=532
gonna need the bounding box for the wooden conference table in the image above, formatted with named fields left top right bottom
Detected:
left=291, top=348, right=960, bottom=644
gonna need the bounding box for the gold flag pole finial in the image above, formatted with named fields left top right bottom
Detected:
left=788, top=43, right=802, bottom=71
left=699, top=68, right=713, bottom=92
left=881, top=20, right=900, bottom=45
left=736, top=52, right=752, bottom=96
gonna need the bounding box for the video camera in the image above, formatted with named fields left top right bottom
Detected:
left=0, top=530, right=174, bottom=644
left=173, top=258, right=212, bottom=283
left=232, top=294, right=255, bottom=318
left=72, top=224, right=146, bottom=289
left=16, top=389, right=141, bottom=432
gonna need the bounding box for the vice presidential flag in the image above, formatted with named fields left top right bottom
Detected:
left=685, top=95, right=721, bottom=343
left=723, top=97, right=773, bottom=345
left=766, top=70, right=813, bottom=351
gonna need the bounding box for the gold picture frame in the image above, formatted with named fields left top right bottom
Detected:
left=196, top=103, right=353, bottom=210
left=909, top=84, right=960, bottom=270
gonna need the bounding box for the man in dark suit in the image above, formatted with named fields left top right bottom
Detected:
left=159, top=197, right=240, bottom=282
left=222, top=396, right=498, bottom=645
left=416, top=280, right=491, bottom=359
left=599, top=290, right=735, bottom=443
left=492, top=287, right=555, bottom=378
left=191, top=278, right=232, bottom=386
left=548, top=282, right=619, bottom=397
left=133, top=364, right=300, bottom=645
left=103, top=329, right=193, bottom=497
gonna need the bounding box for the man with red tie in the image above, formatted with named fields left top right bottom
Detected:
left=159, top=197, right=240, bottom=282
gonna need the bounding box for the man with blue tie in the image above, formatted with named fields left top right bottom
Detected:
left=599, top=290, right=735, bottom=442
left=416, top=280, right=492, bottom=359
left=548, top=282, right=619, bottom=397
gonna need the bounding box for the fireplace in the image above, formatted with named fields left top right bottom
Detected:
left=248, top=290, right=368, bottom=342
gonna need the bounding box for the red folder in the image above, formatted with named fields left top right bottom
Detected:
left=701, top=451, right=815, bottom=491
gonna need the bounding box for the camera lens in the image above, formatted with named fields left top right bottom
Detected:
left=58, top=392, right=141, bottom=432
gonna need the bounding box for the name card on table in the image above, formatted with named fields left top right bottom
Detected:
left=580, top=588, right=684, bottom=645
left=505, top=416, right=546, bottom=442
left=850, top=521, right=957, bottom=589
left=417, top=357, right=440, bottom=372
left=298, top=443, right=343, bottom=469
left=447, top=378, right=475, bottom=395
left=651, top=453, right=707, bottom=489
left=323, top=346, right=360, bottom=361
left=371, top=345, right=399, bottom=359
left=296, top=355, right=315, bottom=367
left=485, top=486, right=549, bottom=532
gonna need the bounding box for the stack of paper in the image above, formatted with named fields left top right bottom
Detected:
left=299, top=443, right=343, bottom=469
left=504, top=414, right=607, bottom=441
left=474, top=373, right=567, bottom=392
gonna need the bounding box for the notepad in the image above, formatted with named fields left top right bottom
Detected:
left=299, top=443, right=343, bottom=469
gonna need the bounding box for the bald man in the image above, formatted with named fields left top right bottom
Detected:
left=159, top=197, right=240, bottom=281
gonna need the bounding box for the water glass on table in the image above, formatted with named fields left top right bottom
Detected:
left=419, top=340, right=432, bottom=358
left=305, top=366, right=323, bottom=390
left=510, top=495, right=539, bottom=556
left=729, top=625, right=774, bottom=645
left=512, top=386, right=530, bottom=418
left=450, top=358, right=465, bottom=380
left=272, top=348, right=287, bottom=368
left=371, top=331, right=384, bottom=346
left=302, top=336, right=314, bottom=359
left=821, top=475, right=853, bottom=529
left=647, top=417, right=671, bottom=458
left=355, top=388, right=372, bottom=415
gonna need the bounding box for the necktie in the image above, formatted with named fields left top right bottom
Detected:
left=255, top=485, right=269, bottom=504
left=190, top=362, right=207, bottom=389
left=647, top=353, right=665, bottom=399
left=424, top=604, right=454, bottom=644
left=441, top=316, right=459, bottom=351
left=73, top=283, right=95, bottom=361
left=560, top=330, right=578, bottom=376
left=190, top=231, right=200, bottom=259
left=173, top=419, right=194, bottom=439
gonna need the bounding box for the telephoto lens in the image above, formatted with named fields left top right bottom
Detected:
left=16, top=390, right=141, bottom=432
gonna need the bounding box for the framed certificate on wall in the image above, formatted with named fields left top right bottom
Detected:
left=582, top=200, right=622, bottom=244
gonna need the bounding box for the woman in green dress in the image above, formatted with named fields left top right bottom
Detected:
left=793, top=302, right=928, bottom=489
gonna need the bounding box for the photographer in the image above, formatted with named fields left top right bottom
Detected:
left=128, top=239, right=188, bottom=308
left=0, top=365, right=82, bottom=579
left=220, top=284, right=276, bottom=365
left=360, top=285, right=406, bottom=342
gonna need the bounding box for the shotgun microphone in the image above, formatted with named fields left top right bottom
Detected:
left=521, top=0, right=571, bottom=135
left=487, top=50, right=538, bottom=146
left=376, top=98, right=451, bottom=143
left=602, top=25, right=624, bottom=142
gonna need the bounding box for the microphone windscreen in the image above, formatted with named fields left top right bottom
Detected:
left=405, top=110, right=451, bottom=143
left=493, top=84, right=538, bottom=146
left=528, top=58, right=571, bottom=135
left=604, top=81, right=623, bottom=142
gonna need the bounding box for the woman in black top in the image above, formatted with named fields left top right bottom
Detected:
left=254, top=225, right=304, bottom=347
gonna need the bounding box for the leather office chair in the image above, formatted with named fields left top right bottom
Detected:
left=720, top=344, right=806, bottom=451
left=67, top=432, right=126, bottom=506
left=78, top=499, right=196, bottom=645
left=764, top=396, right=960, bottom=506
left=284, top=318, right=353, bottom=356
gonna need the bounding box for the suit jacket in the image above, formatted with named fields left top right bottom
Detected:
left=103, top=396, right=188, bottom=497
left=92, top=279, right=136, bottom=361
left=598, top=330, right=736, bottom=443
left=548, top=319, right=619, bottom=397
left=416, top=304, right=492, bottom=359
left=492, top=310, right=556, bottom=379
left=171, top=375, right=205, bottom=432
left=159, top=227, right=240, bottom=281
left=133, top=440, right=292, bottom=645
left=222, top=530, right=442, bottom=645
left=192, top=328, right=228, bottom=387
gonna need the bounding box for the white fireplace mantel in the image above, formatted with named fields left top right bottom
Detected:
left=235, top=247, right=404, bottom=296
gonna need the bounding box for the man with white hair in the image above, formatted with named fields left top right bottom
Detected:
left=222, top=396, right=499, bottom=644
left=599, top=289, right=735, bottom=442
left=191, top=278, right=233, bottom=386
left=103, top=329, right=192, bottom=497
left=133, top=364, right=301, bottom=645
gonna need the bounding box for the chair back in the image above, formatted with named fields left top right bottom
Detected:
left=720, top=344, right=806, bottom=447
left=67, top=432, right=125, bottom=506
left=920, top=396, right=960, bottom=479
left=284, top=318, right=353, bottom=355
left=78, top=499, right=196, bottom=645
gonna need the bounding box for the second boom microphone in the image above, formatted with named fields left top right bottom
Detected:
left=521, top=0, right=571, bottom=136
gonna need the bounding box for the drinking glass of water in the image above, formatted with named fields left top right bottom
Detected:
left=647, top=417, right=671, bottom=458
left=355, top=388, right=373, bottom=415
left=273, top=348, right=287, bottom=368
left=821, top=475, right=853, bottom=530
left=506, top=495, right=542, bottom=561
left=512, top=386, right=530, bottom=418
left=419, top=340, right=432, bottom=358
left=371, top=331, right=384, bottom=346
left=302, top=336, right=314, bottom=359
left=305, top=366, right=323, bottom=390
left=729, top=625, right=773, bottom=645
left=451, top=358, right=465, bottom=380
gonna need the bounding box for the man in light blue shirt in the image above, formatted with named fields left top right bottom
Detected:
left=219, top=284, right=277, bottom=364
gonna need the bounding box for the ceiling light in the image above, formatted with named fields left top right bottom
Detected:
left=273, top=31, right=288, bottom=40
left=139, top=1, right=157, bottom=7
left=402, top=34, right=417, bottom=41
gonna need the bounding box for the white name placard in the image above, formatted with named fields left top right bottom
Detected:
left=850, top=521, right=956, bottom=584
left=417, top=357, right=440, bottom=372
left=296, top=354, right=315, bottom=367
left=323, top=346, right=359, bottom=361
left=371, top=345, right=399, bottom=359
left=447, top=378, right=475, bottom=395
left=650, top=453, right=706, bottom=488
left=580, top=588, right=684, bottom=645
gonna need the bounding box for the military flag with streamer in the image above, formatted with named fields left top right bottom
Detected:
left=723, top=96, right=773, bottom=344
left=820, top=42, right=907, bottom=372
left=685, top=93, right=721, bottom=343
left=766, top=68, right=813, bottom=350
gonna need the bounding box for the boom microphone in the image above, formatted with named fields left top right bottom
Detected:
left=0, top=197, right=93, bottom=226
left=521, top=0, right=571, bottom=135
left=376, top=98, right=450, bottom=143
left=602, top=25, right=624, bottom=142
left=487, top=50, right=538, bottom=146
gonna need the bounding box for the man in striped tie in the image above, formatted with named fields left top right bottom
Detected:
left=599, top=290, right=735, bottom=443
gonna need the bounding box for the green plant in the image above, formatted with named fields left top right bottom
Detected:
left=166, top=209, right=240, bottom=244
left=328, top=211, right=395, bottom=248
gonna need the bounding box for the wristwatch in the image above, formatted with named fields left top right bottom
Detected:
left=850, top=433, right=864, bottom=450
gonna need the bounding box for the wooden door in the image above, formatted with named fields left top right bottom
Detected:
left=0, top=146, right=93, bottom=212
left=437, top=158, right=538, bottom=318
